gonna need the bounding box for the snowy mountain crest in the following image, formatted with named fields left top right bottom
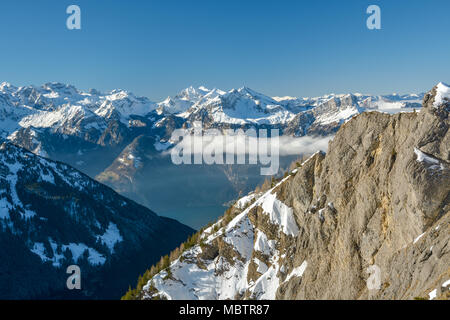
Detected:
left=125, top=83, right=449, bottom=301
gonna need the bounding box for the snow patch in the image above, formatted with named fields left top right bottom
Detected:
left=259, top=192, right=299, bottom=237
left=413, top=232, right=425, bottom=244
left=97, top=222, right=123, bottom=253
left=433, top=82, right=450, bottom=108
left=254, top=231, right=276, bottom=255
left=154, top=141, right=171, bottom=151
left=414, top=148, right=444, bottom=171
left=284, top=261, right=308, bottom=283
left=253, top=257, right=269, bottom=274
left=235, top=193, right=256, bottom=209
left=428, top=289, right=437, bottom=300
left=30, top=239, right=106, bottom=267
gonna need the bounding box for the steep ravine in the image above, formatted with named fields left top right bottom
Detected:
left=129, top=84, right=449, bottom=300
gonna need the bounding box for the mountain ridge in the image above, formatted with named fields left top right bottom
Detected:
left=0, top=139, right=194, bottom=299
left=126, top=83, right=449, bottom=300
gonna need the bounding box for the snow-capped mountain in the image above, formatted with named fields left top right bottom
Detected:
left=157, top=86, right=214, bottom=114
left=0, top=82, right=160, bottom=176
left=181, top=86, right=296, bottom=126
left=159, top=85, right=423, bottom=128
left=0, top=80, right=429, bottom=228
left=0, top=82, right=156, bottom=138
left=127, top=83, right=449, bottom=300
left=1, top=80, right=424, bottom=150
left=0, top=140, right=193, bottom=299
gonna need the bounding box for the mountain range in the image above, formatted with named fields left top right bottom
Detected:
left=126, top=83, right=449, bottom=300
left=0, top=80, right=447, bottom=300
left=0, top=81, right=424, bottom=228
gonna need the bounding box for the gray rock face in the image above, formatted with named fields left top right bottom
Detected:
left=278, top=87, right=449, bottom=299
left=137, top=84, right=449, bottom=300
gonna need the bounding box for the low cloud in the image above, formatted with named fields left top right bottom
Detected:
left=165, top=133, right=333, bottom=157
left=166, top=131, right=333, bottom=175
left=277, top=135, right=333, bottom=156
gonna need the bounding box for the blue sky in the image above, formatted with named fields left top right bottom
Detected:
left=1, top=0, right=449, bottom=100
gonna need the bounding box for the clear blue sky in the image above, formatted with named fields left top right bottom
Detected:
left=1, top=0, right=449, bottom=100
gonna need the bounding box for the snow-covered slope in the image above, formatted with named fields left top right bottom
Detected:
left=0, top=140, right=193, bottom=299
left=140, top=165, right=305, bottom=300
left=131, top=83, right=449, bottom=301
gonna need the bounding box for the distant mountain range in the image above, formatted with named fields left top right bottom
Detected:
left=0, top=81, right=424, bottom=228
left=0, top=81, right=424, bottom=147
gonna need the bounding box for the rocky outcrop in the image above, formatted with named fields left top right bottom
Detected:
left=277, top=88, right=449, bottom=299
left=136, top=83, right=449, bottom=300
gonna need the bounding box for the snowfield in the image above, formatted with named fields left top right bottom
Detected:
left=0, top=141, right=127, bottom=268
left=433, top=82, right=450, bottom=108
left=142, top=162, right=310, bottom=300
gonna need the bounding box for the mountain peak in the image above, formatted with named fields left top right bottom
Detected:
left=179, top=85, right=210, bottom=98
left=423, top=82, right=450, bottom=109
left=198, top=85, right=210, bottom=92
left=237, top=86, right=257, bottom=95
left=0, top=81, right=16, bottom=92
left=432, top=82, right=450, bottom=108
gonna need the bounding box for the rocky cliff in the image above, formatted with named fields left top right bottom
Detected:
left=133, top=83, right=449, bottom=300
